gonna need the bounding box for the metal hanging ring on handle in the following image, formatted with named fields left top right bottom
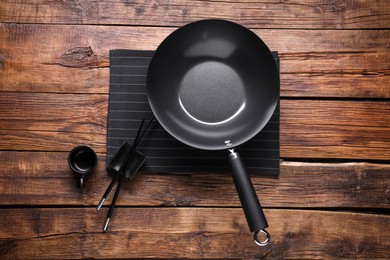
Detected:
left=254, top=229, right=270, bottom=246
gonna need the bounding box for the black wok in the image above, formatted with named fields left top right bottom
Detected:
left=147, top=19, right=279, bottom=246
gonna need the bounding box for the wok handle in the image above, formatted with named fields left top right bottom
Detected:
left=228, top=149, right=270, bottom=246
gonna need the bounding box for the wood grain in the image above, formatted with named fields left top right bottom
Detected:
left=0, top=0, right=389, bottom=29
left=0, top=93, right=107, bottom=133
left=282, top=73, right=390, bottom=98
left=281, top=100, right=390, bottom=160
left=0, top=208, right=388, bottom=259
left=0, top=24, right=389, bottom=97
left=1, top=1, right=389, bottom=258
left=0, top=93, right=388, bottom=160
left=0, top=151, right=389, bottom=208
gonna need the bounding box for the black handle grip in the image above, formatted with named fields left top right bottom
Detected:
left=228, top=150, right=268, bottom=233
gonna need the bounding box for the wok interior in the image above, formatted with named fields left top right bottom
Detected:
left=147, top=20, right=279, bottom=150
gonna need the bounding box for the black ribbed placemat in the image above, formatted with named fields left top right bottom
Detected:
left=107, top=49, right=280, bottom=176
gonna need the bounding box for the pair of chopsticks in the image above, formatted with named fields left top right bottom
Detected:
left=97, top=116, right=154, bottom=231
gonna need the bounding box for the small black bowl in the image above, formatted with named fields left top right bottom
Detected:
left=68, top=145, right=97, bottom=187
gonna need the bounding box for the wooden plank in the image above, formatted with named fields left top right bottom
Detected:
left=0, top=151, right=389, bottom=208
left=0, top=93, right=388, bottom=159
left=282, top=73, right=389, bottom=98
left=0, top=208, right=388, bottom=258
left=0, top=24, right=389, bottom=98
left=0, top=93, right=107, bottom=133
left=0, top=0, right=389, bottom=29
left=281, top=100, right=390, bottom=160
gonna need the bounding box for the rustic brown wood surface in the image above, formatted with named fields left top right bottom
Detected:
left=0, top=0, right=389, bottom=259
left=1, top=0, right=389, bottom=29
left=1, top=24, right=389, bottom=97
left=0, top=93, right=389, bottom=159
left=0, top=151, right=389, bottom=209
left=0, top=208, right=389, bottom=259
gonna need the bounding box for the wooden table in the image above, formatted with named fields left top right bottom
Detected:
left=1, top=1, right=389, bottom=258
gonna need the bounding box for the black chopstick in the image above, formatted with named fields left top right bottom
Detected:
left=135, top=115, right=155, bottom=148
left=103, top=171, right=125, bottom=231
left=100, top=116, right=154, bottom=231
left=96, top=119, right=146, bottom=211
left=96, top=172, right=120, bottom=211
left=133, top=119, right=146, bottom=147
